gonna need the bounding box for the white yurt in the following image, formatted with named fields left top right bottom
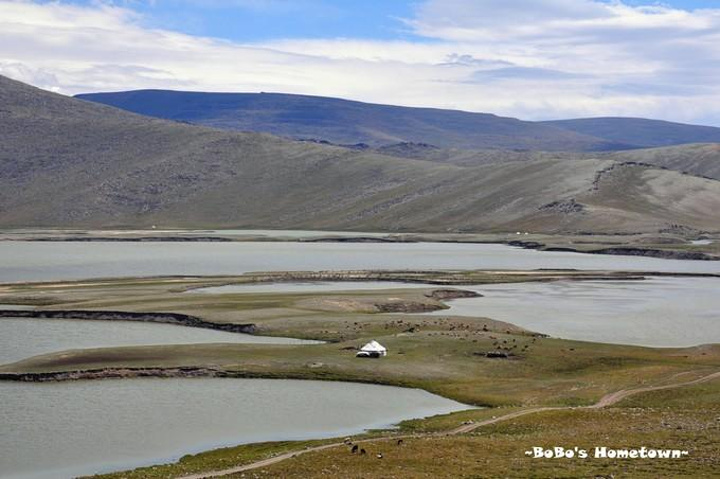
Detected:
left=356, top=340, right=387, bottom=358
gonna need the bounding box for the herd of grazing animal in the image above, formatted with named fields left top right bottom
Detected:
left=344, top=437, right=404, bottom=459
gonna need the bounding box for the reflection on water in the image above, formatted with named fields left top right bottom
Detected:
left=432, top=277, right=720, bottom=347
left=0, top=379, right=471, bottom=479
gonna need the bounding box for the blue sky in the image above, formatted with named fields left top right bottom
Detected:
left=5, top=0, right=720, bottom=125
left=138, top=1, right=419, bottom=42
left=39, top=0, right=720, bottom=42
left=39, top=0, right=421, bottom=42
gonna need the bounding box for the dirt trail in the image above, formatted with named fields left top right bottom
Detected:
left=589, top=370, right=720, bottom=408
left=179, top=370, right=720, bottom=479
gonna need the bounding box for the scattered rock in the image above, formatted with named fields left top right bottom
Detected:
left=539, top=198, right=585, bottom=214
left=425, top=289, right=482, bottom=300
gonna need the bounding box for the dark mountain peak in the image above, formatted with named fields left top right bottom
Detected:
left=75, top=89, right=611, bottom=151
left=77, top=88, right=720, bottom=151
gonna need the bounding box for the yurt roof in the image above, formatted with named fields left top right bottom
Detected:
left=360, top=340, right=387, bottom=352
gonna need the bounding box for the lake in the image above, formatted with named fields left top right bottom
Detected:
left=0, top=317, right=320, bottom=364
left=1, top=240, right=718, bottom=478
left=1, top=242, right=718, bottom=283
left=430, top=277, right=720, bottom=347
left=0, top=378, right=470, bottom=479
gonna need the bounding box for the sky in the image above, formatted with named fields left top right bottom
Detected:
left=2, top=0, right=720, bottom=124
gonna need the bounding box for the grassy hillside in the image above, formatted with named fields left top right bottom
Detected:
left=0, top=75, right=454, bottom=228
left=75, top=89, right=618, bottom=151
left=369, top=141, right=720, bottom=181
left=371, top=142, right=567, bottom=167
left=3, top=75, right=720, bottom=234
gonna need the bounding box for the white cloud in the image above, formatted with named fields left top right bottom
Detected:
left=0, top=61, right=61, bottom=91
left=1, top=0, right=720, bottom=125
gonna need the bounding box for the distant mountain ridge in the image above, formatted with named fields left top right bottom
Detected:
left=74, top=90, right=626, bottom=151
left=76, top=89, right=720, bottom=151
left=542, top=117, right=720, bottom=149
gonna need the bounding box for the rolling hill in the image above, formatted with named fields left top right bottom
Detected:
left=2, top=75, right=720, bottom=234
left=544, top=117, right=720, bottom=149
left=313, top=141, right=720, bottom=181
left=76, top=89, right=720, bottom=152
left=74, top=90, right=622, bottom=152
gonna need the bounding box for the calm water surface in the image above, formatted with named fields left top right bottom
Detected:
left=0, top=379, right=470, bottom=479
left=431, top=277, right=720, bottom=347
left=1, top=242, right=718, bottom=283
left=0, top=318, right=319, bottom=364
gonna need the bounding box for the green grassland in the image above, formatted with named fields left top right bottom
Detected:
left=240, top=403, right=720, bottom=479
left=88, top=382, right=720, bottom=479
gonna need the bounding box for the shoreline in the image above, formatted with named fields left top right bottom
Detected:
left=0, top=309, right=258, bottom=334
left=0, top=366, right=236, bottom=382
left=0, top=231, right=718, bottom=262
left=0, top=366, right=448, bottom=388
left=506, top=240, right=719, bottom=261
left=3, top=268, right=718, bottom=290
